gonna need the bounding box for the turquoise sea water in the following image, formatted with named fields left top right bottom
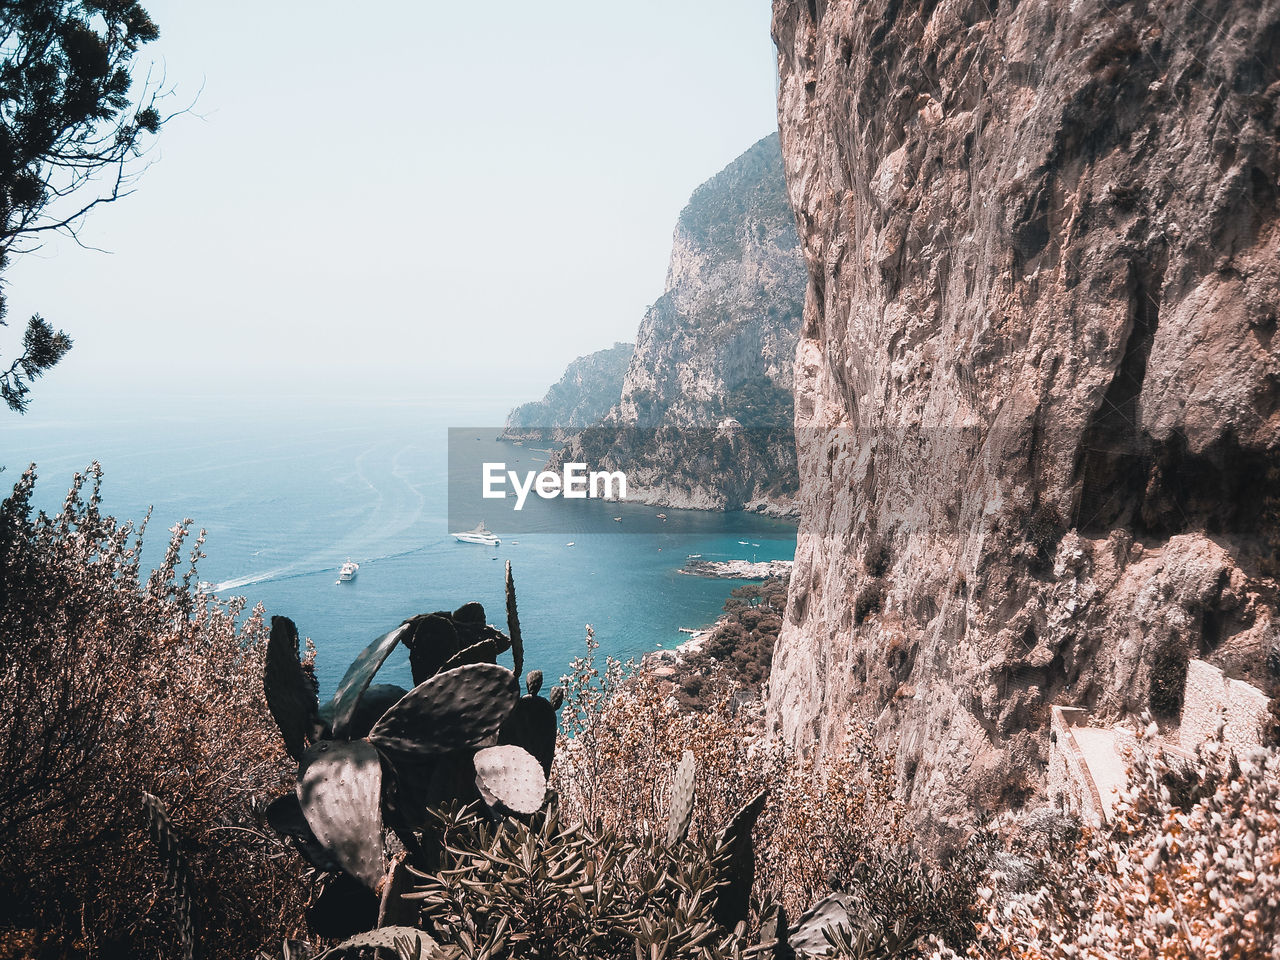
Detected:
left=0, top=393, right=796, bottom=694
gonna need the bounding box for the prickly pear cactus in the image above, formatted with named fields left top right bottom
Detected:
left=787, top=892, right=860, bottom=957
left=472, top=744, right=547, bottom=815
left=713, top=788, right=769, bottom=929
left=496, top=690, right=558, bottom=776
left=329, top=622, right=411, bottom=738
left=297, top=740, right=386, bottom=888
left=548, top=686, right=565, bottom=710
left=505, top=560, right=524, bottom=679
left=525, top=670, right=542, bottom=696
left=439, top=637, right=503, bottom=671
left=348, top=683, right=409, bottom=740
left=264, top=616, right=320, bottom=760
left=266, top=791, right=344, bottom=873
left=369, top=663, right=519, bottom=759
left=313, top=925, right=448, bottom=960
left=666, top=749, right=696, bottom=846
left=403, top=613, right=461, bottom=686
left=142, top=791, right=197, bottom=960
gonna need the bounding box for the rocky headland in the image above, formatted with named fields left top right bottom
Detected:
left=680, top=558, right=794, bottom=579
left=511, top=133, right=808, bottom=517
left=500, top=342, right=633, bottom=443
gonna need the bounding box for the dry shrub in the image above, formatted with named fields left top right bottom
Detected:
left=947, top=728, right=1280, bottom=960
left=551, top=630, right=981, bottom=953
left=0, top=465, right=304, bottom=959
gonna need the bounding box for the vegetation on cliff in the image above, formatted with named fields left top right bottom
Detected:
left=0, top=466, right=304, bottom=957
left=1, top=469, right=1277, bottom=958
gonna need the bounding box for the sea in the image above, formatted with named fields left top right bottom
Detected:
left=0, top=391, right=796, bottom=695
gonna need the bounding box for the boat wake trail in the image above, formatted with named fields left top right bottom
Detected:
left=212, top=543, right=434, bottom=592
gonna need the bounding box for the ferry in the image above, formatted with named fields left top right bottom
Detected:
left=454, top=521, right=500, bottom=546
left=338, top=559, right=359, bottom=582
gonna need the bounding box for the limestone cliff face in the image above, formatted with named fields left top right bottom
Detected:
left=767, top=0, right=1280, bottom=834
left=564, top=133, right=808, bottom=515
left=502, top=342, right=633, bottom=443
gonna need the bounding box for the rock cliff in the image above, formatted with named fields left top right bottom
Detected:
left=766, top=0, right=1280, bottom=835
left=561, top=133, right=808, bottom=516
left=501, top=342, right=633, bottom=443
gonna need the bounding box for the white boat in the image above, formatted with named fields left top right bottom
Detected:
left=454, top=521, right=500, bottom=546
left=338, top=559, right=359, bottom=582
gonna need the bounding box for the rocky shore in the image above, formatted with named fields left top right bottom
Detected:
left=678, top=558, right=794, bottom=579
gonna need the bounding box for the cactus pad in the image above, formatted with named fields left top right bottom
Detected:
left=787, top=892, right=860, bottom=957
left=347, top=683, right=408, bottom=739
left=297, top=740, right=386, bottom=888
left=266, top=791, right=344, bottom=873
left=497, top=694, right=557, bottom=776
left=313, top=925, right=447, bottom=960
left=264, top=616, right=319, bottom=760
left=329, top=622, right=411, bottom=739
left=403, top=613, right=461, bottom=686
left=368, top=663, right=519, bottom=759
left=472, top=744, right=547, bottom=814
left=548, top=686, right=565, bottom=710
left=525, top=669, right=543, bottom=697
left=665, top=749, right=696, bottom=846
left=713, top=788, right=769, bottom=929
left=505, top=561, right=524, bottom=679
left=439, top=637, right=501, bottom=671
left=141, top=791, right=196, bottom=960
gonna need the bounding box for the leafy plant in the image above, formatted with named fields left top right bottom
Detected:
left=406, top=754, right=775, bottom=960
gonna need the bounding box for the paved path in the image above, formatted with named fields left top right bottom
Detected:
left=1068, top=726, right=1130, bottom=821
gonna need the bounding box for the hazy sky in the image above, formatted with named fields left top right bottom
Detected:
left=2, top=0, right=779, bottom=407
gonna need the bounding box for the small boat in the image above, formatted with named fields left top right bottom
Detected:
left=613, top=517, right=622, bottom=522
left=657, top=513, right=667, bottom=520
left=738, top=540, right=750, bottom=545
left=687, top=554, right=701, bottom=559
left=565, top=541, right=575, bottom=547
left=454, top=521, right=500, bottom=546
left=338, top=559, right=359, bottom=582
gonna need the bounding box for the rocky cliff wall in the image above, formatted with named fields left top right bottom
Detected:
left=559, top=133, right=808, bottom=516
left=502, top=342, right=633, bottom=443
left=767, top=0, right=1280, bottom=834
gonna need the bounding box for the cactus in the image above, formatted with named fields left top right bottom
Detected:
left=403, top=613, right=461, bottom=686
left=759, top=901, right=795, bottom=959
left=787, top=892, right=860, bottom=957
left=438, top=637, right=502, bottom=671
left=505, top=560, right=523, bottom=679
left=329, top=622, right=412, bottom=739
left=472, top=744, right=547, bottom=815
left=313, top=925, right=448, bottom=960
left=525, top=670, right=542, bottom=696
left=264, top=616, right=320, bottom=760
left=369, top=663, right=519, bottom=759
left=142, top=791, right=197, bottom=960
left=297, top=740, right=386, bottom=888
left=548, top=685, right=565, bottom=710
left=496, top=692, right=558, bottom=776
left=259, top=569, right=559, bottom=942
left=666, top=749, right=696, bottom=846
left=348, top=683, right=409, bottom=740
left=266, top=791, right=345, bottom=873
left=307, top=871, right=379, bottom=941
left=712, top=788, right=769, bottom=929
